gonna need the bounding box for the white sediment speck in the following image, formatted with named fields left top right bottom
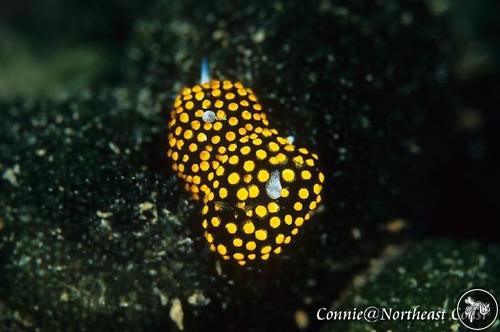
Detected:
left=170, top=298, right=184, bottom=330
left=266, top=170, right=282, bottom=199
left=202, top=110, right=217, bottom=123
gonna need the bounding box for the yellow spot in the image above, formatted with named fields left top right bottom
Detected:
left=306, top=159, right=314, bottom=167
left=211, top=216, right=221, bottom=227
left=225, top=92, right=235, bottom=100
left=268, top=142, right=280, bottom=152
left=239, top=146, right=250, bottom=155
left=228, top=143, right=237, bottom=151
left=191, top=120, right=201, bottom=130
left=216, top=166, right=225, bottom=176
left=211, top=135, right=221, bottom=144
left=248, top=254, right=256, bottom=260
left=255, top=229, right=267, bottom=241
left=246, top=241, right=256, bottom=251
left=205, top=232, right=213, bottom=243
left=228, top=172, right=240, bottom=185
left=233, top=253, right=244, bottom=260
left=243, top=222, right=255, bottom=234
left=274, top=247, right=282, bottom=254
left=195, top=91, right=205, bottom=101
left=191, top=164, right=199, bottom=173
left=212, top=89, right=221, bottom=97
left=295, top=217, right=304, bottom=227
left=228, top=103, right=238, bottom=111
left=313, top=184, right=322, bottom=195
left=197, top=133, right=207, bottom=142
left=275, top=234, right=284, bottom=244
left=291, top=228, right=298, bottom=235
left=301, top=170, right=311, bottom=180
left=257, top=169, right=270, bottom=182
left=276, top=153, right=287, bottom=163
left=253, top=138, right=262, bottom=146
left=242, top=111, right=251, bottom=120
left=217, top=244, right=227, bottom=255
left=200, top=161, right=210, bottom=171
left=226, top=223, right=237, bottom=234
left=261, top=254, right=270, bottom=260
left=319, top=172, right=325, bottom=183
left=200, top=150, right=210, bottom=161
left=202, top=205, right=208, bottom=215
left=254, top=205, right=267, bottom=218
left=284, top=236, right=291, bottom=244
left=240, top=99, right=249, bottom=106
left=202, top=99, right=211, bottom=109
left=225, top=131, right=236, bottom=141
left=299, top=148, right=309, bottom=154
left=229, top=155, right=239, bottom=165
left=270, top=217, right=281, bottom=228
left=183, top=130, right=193, bottom=139
left=299, top=188, right=309, bottom=199
left=284, top=215, right=293, bottom=225
left=237, top=187, right=249, bottom=200
left=179, top=113, right=189, bottom=123
left=185, top=101, right=194, bottom=110
left=253, top=103, right=262, bottom=111
left=228, top=116, right=238, bottom=126
left=244, top=174, right=253, bottom=183
left=243, top=160, right=255, bottom=172
left=261, top=245, right=271, bottom=254
left=309, top=201, right=317, bottom=210
left=248, top=185, right=259, bottom=198
left=282, top=169, right=295, bottom=182
left=256, top=149, right=267, bottom=160
left=195, top=109, right=204, bottom=117
left=293, top=202, right=303, bottom=211
left=268, top=202, right=279, bottom=213
left=233, top=238, right=243, bottom=247
left=219, top=187, right=228, bottom=199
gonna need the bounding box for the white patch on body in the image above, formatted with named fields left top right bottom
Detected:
left=202, top=110, right=217, bottom=123
left=266, top=170, right=282, bottom=199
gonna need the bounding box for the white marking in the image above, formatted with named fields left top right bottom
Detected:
left=286, top=135, right=295, bottom=144
left=202, top=110, right=216, bottom=123
left=266, top=170, right=282, bottom=199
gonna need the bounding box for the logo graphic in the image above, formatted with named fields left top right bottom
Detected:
left=456, top=289, right=498, bottom=330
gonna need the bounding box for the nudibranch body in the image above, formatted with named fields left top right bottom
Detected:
left=167, top=79, right=325, bottom=265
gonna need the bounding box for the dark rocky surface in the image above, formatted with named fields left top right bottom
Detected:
left=321, top=240, right=500, bottom=331
left=1, top=0, right=498, bottom=331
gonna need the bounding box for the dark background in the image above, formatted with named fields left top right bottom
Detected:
left=1, top=0, right=498, bottom=240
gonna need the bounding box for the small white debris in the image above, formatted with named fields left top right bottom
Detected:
left=36, top=149, right=47, bottom=157
left=202, top=110, right=217, bottom=123
left=2, top=164, right=20, bottom=186
left=252, top=29, right=266, bottom=43
left=286, top=135, right=295, bottom=144
left=295, top=309, right=309, bottom=330
left=139, top=202, right=154, bottom=212
left=108, top=142, right=121, bottom=154
left=187, top=290, right=210, bottom=306
left=266, top=170, right=282, bottom=199
left=170, top=298, right=184, bottom=331
left=97, top=210, right=113, bottom=218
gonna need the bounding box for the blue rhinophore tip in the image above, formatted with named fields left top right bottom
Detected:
left=200, top=57, right=210, bottom=84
